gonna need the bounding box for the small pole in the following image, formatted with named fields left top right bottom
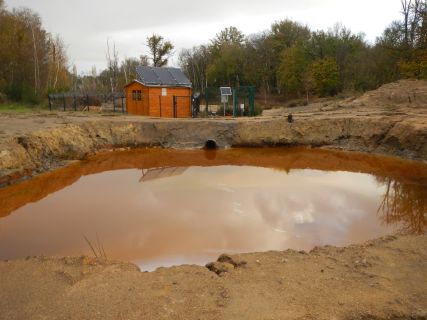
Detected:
left=86, top=94, right=90, bottom=112
left=173, top=96, right=177, bottom=118
left=205, top=87, right=208, bottom=115
left=113, top=92, right=116, bottom=112
left=62, top=94, right=66, bottom=111
left=233, top=88, right=237, bottom=117
left=48, top=95, right=52, bottom=111
left=250, top=86, right=255, bottom=117
left=159, top=96, right=162, bottom=117
left=73, top=94, right=77, bottom=111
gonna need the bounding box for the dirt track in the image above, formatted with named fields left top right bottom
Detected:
left=0, top=80, right=426, bottom=319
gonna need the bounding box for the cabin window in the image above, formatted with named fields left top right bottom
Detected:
left=162, top=88, right=167, bottom=96
left=132, top=90, right=142, bottom=101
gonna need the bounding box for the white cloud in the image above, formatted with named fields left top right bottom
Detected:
left=5, top=0, right=403, bottom=72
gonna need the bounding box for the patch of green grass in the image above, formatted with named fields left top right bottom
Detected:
left=0, top=103, right=49, bottom=113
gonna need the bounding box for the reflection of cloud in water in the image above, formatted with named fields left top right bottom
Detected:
left=0, top=166, right=401, bottom=267
left=132, top=167, right=397, bottom=254
left=250, top=170, right=386, bottom=249
left=294, top=203, right=315, bottom=224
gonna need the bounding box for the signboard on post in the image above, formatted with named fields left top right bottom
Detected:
left=220, top=87, right=232, bottom=96
left=220, top=87, right=232, bottom=116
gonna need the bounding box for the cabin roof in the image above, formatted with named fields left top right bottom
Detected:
left=139, top=167, right=188, bottom=182
left=134, top=66, right=192, bottom=88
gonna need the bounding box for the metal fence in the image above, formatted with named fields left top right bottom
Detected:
left=48, top=87, right=255, bottom=117
left=47, top=92, right=126, bottom=113
left=202, top=86, right=256, bottom=117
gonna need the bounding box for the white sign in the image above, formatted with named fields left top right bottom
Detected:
left=162, top=88, right=167, bottom=96
left=240, top=103, right=245, bottom=110
left=220, top=87, right=232, bottom=96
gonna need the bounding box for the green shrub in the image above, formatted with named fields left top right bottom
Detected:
left=0, top=92, right=7, bottom=104
left=4, top=85, right=41, bottom=104
left=310, top=57, right=340, bottom=97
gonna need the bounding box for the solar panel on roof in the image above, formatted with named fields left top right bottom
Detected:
left=169, top=68, right=192, bottom=86
left=220, top=87, right=233, bottom=95
left=155, top=68, right=176, bottom=85
left=136, top=66, right=159, bottom=84
left=135, top=66, right=192, bottom=87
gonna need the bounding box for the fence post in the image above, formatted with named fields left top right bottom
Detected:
left=159, top=96, right=162, bottom=117
left=233, top=88, right=237, bottom=117
left=62, top=94, right=66, bottom=111
left=249, top=86, right=255, bottom=117
left=48, top=95, right=52, bottom=111
left=173, top=96, right=177, bottom=118
left=73, top=94, right=77, bottom=111
left=86, top=94, right=90, bottom=112
left=205, top=87, right=209, bottom=115
left=113, top=92, right=116, bottom=112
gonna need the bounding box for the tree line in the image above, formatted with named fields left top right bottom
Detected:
left=0, top=0, right=70, bottom=103
left=180, top=0, right=427, bottom=103
left=0, top=0, right=426, bottom=104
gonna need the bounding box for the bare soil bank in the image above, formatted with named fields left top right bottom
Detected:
left=0, top=79, right=426, bottom=186
left=0, top=80, right=426, bottom=319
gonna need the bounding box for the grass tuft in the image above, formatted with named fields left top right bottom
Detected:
left=83, top=233, right=107, bottom=259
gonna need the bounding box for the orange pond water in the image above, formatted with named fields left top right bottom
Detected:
left=0, top=148, right=426, bottom=271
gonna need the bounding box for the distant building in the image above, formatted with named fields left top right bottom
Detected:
left=124, top=66, right=192, bottom=118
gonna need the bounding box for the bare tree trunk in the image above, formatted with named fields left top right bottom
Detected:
left=53, top=56, right=60, bottom=89
left=106, top=38, right=119, bottom=95
left=52, top=42, right=59, bottom=89
left=401, top=0, right=412, bottom=47
left=123, top=65, right=128, bottom=84
left=73, top=65, right=78, bottom=92
left=410, top=0, right=421, bottom=45
left=28, top=20, right=39, bottom=93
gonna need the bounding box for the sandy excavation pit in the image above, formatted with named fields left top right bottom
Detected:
left=0, top=80, right=426, bottom=319
left=0, top=147, right=426, bottom=319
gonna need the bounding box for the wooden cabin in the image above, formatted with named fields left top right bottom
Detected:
left=124, top=66, right=192, bottom=118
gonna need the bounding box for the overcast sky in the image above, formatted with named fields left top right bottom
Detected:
left=5, top=0, right=403, bottom=74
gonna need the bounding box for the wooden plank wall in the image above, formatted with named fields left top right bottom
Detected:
left=148, top=87, right=192, bottom=118
left=125, top=83, right=191, bottom=118
left=125, top=82, right=149, bottom=116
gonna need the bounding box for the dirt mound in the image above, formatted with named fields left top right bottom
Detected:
left=350, top=79, right=427, bottom=108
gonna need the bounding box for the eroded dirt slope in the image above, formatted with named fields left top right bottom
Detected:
left=0, top=80, right=426, bottom=186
